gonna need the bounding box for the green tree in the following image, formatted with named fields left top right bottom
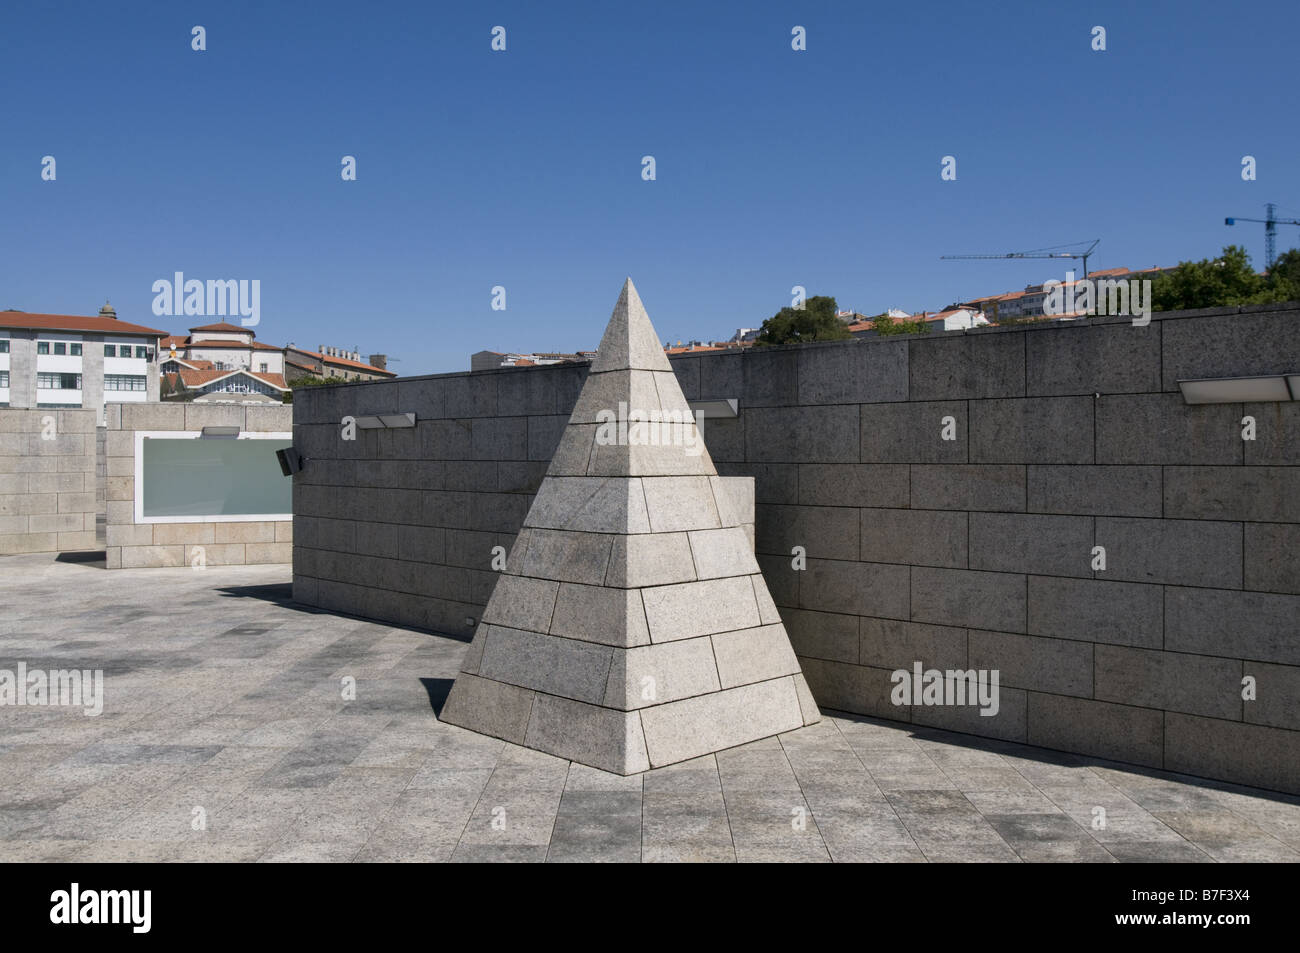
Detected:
left=755, top=295, right=851, bottom=345
left=991, top=313, right=1052, bottom=327
left=1264, top=247, right=1300, bottom=301
left=869, top=312, right=933, bottom=336
left=1149, top=245, right=1271, bottom=311
left=284, top=375, right=337, bottom=403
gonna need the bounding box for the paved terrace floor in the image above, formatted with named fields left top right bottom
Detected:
left=1, top=554, right=1298, bottom=863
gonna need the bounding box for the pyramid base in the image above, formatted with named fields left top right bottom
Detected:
left=441, top=672, right=821, bottom=775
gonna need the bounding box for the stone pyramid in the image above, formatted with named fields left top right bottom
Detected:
left=440, top=279, right=819, bottom=774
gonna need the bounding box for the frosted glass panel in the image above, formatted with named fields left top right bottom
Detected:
left=142, top=437, right=292, bottom=518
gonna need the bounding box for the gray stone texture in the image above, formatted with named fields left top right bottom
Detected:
left=292, top=302, right=1300, bottom=795
left=1094, top=517, right=1242, bottom=588
left=971, top=397, right=1093, bottom=464
left=911, top=567, right=1026, bottom=632
left=860, top=508, right=966, bottom=568
left=5, top=548, right=1300, bottom=863
left=969, top=512, right=1093, bottom=578
left=910, top=331, right=1025, bottom=400
left=910, top=464, right=1024, bottom=511
left=1027, top=465, right=1161, bottom=517
left=1097, top=395, right=1241, bottom=464
left=1161, top=306, right=1300, bottom=392
left=638, top=677, right=804, bottom=768
left=798, top=339, right=908, bottom=404
left=860, top=401, right=966, bottom=464
left=1026, top=322, right=1161, bottom=396
left=968, top=630, right=1093, bottom=698
left=1027, top=576, right=1163, bottom=649
left=0, top=409, right=99, bottom=555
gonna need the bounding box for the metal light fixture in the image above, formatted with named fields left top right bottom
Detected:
left=1177, top=376, right=1293, bottom=404
left=199, top=425, right=241, bottom=438
left=276, top=446, right=306, bottom=476
left=353, top=412, right=417, bottom=429
left=687, top=398, right=739, bottom=419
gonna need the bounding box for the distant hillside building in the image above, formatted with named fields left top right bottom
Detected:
left=844, top=307, right=989, bottom=337
left=161, top=328, right=394, bottom=401
left=284, top=345, right=396, bottom=383
left=961, top=265, right=1174, bottom=322
left=471, top=350, right=589, bottom=371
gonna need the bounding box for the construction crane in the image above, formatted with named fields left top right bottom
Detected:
left=1225, top=204, right=1300, bottom=269
left=941, top=239, right=1100, bottom=279
left=941, top=240, right=1100, bottom=321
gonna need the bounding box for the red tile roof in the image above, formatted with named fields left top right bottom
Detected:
left=186, top=338, right=259, bottom=349
left=172, top=367, right=288, bottom=391
left=167, top=335, right=279, bottom=351
left=187, top=321, right=255, bottom=336
left=290, top=348, right=394, bottom=376
left=252, top=371, right=287, bottom=389
left=0, top=312, right=168, bottom=336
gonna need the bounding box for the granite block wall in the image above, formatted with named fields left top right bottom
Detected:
left=104, top=402, right=293, bottom=569
left=292, top=303, right=1300, bottom=794
left=0, top=408, right=99, bottom=554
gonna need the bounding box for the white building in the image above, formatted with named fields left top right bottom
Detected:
left=0, top=304, right=164, bottom=423
left=162, top=322, right=285, bottom=375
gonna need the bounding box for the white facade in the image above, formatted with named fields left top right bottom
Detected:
left=35, top=333, right=85, bottom=407
left=184, top=344, right=284, bottom=374
left=187, top=329, right=248, bottom=344
left=935, top=308, right=990, bottom=331
left=0, top=331, right=10, bottom=406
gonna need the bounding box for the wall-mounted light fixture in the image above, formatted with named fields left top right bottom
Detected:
left=687, top=398, right=738, bottom=445
left=1177, top=376, right=1293, bottom=404
left=353, top=412, right=417, bottom=429
left=276, top=446, right=306, bottom=476
left=687, top=398, right=739, bottom=419
left=199, top=425, right=241, bottom=438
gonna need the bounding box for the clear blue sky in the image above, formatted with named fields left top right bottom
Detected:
left=3, top=1, right=1297, bottom=374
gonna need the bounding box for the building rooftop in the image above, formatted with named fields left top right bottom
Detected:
left=289, top=347, right=395, bottom=376
left=187, top=321, right=255, bottom=336
left=166, top=367, right=288, bottom=391
left=0, top=311, right=168, bottom=336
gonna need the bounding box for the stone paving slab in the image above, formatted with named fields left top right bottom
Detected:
left=2, top=553, right=1299, bottom=862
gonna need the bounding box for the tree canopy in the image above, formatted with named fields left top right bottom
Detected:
left=755, top=295, right=851, bottom=345
left=1150, top=244, right=1300, bottom=311
left=868, top=311, right=933, bottom=336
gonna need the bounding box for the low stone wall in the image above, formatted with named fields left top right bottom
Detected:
left=292, top=302, right=1300, bottom=794
left=0, top=408, right=99, bottom=555
left=292, top=366, right=588, bottom=635
left=105, top=402, right=293, bottom=569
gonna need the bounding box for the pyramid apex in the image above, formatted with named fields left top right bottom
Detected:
left=591, top=280, right=670, bottom=373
